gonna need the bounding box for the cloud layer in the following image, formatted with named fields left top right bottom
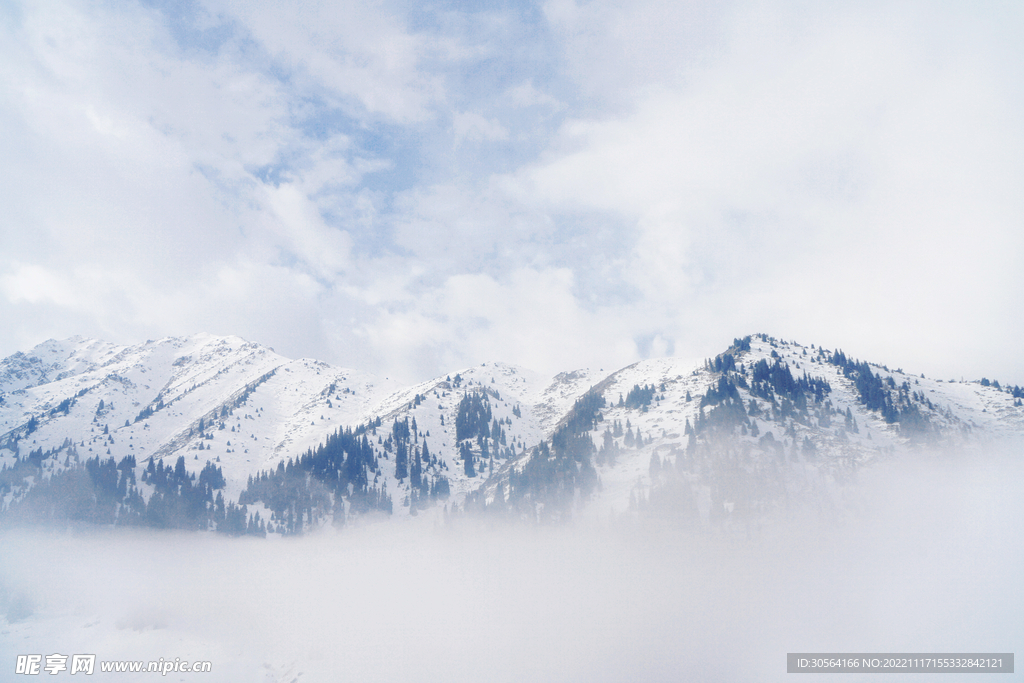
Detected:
left=1, top=0, right=1022, bottom=383
left=2, top=447, right=1021, bottom=681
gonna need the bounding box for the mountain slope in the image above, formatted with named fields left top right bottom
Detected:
left=0, top=335, right=601, bottom=530
left=1, top=333, right=1021, bottom=532
left=474, top=334, right=1024, bottom=524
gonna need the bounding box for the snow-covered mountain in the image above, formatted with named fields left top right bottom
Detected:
left=479, top=334, right=1024, bottom=526
left=1, top=333, right=1022, bottom=533
left=1, top=335, right=378, bottom=499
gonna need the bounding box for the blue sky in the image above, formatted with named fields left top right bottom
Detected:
left=1, top=0, right=1022, bottom=384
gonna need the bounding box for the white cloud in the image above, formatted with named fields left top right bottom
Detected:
left=504, top=80, right=564, bottom=111
left=261, top=183, right=353, bottom=280
left=453, top=110, right=510, bottom=144
left=207, top=0, right=442, bottom=124
left=336, top=261, right=654, bottom=382
left=504, top=0, right=1024, bottom=381
left=542, top=0, right=733, bottom=104
left=0, top=264, right=78, bottom=308
left=1, top=0, right=1022, bottom=386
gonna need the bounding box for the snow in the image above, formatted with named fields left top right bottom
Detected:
left=2, top=332, right=1023, bottom=524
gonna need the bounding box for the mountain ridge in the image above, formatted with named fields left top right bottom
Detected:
left=1, top=332, right=1022, bottom=533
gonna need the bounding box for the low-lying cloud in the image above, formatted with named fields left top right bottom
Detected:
left=1, top=445, right=1021, bottom=682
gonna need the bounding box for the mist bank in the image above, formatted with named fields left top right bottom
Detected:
left=1, top=445, right=1021, bottom=682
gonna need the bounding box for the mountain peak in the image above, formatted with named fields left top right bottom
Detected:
left=1, top=332, right=1022, bottom=534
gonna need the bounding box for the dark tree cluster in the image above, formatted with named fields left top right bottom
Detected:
left=455, top=392, right=493, bottom=442
left=983, top=379, right=1023, bottom=401
left=142, top=456, right=231, bottom=531
left=392, top=418, right=449, bottom=512
left=635, top=371, right=793, bottom=528
left=560, top=391, right=605, bottom=438
left=217, top=500, right=266, bottom=537
left=706, top=353, right=737, bottom=374
left=748, top=358, right=831, bottom=409
left=693, top=377, right=751, bottom=439
left=453, top=391, right=517, bottom=482
left=597, top=417, right=649, bottom=465
left=225, top=369, right=277, bottom=412
left=732, top=335, right=752, bottom=352
left=828, top=352, right=931, bottom=432
left=700, top=375, right=742, bottom=408
left=0, top=444, right=238, bottom=532
left=50, top=396, right=74, bottom=417
left=43, top=387, right=90, bottom=419
left=240, top=424, right=394, bottom=533
left=622, top=384, right=656, bottom=410
left=134, top=398, right=168, bottom=423
left=495, top=390, right=604, bottom=521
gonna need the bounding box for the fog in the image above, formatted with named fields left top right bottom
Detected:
left=2, top=447, right=1021, bottom=682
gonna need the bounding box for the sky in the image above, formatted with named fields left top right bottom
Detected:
left=1, top=0, right=1022, bottom=385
